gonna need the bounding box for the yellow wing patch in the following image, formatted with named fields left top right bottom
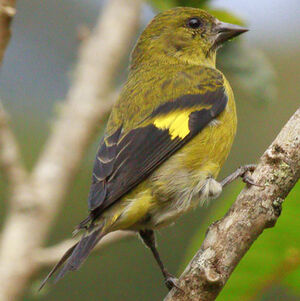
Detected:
left=153, top=111, right=191, bottom=139
left=153, top=105, right=212, bottom=140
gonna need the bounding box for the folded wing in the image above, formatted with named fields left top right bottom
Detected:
left=88, top=88, right=228, bottom=216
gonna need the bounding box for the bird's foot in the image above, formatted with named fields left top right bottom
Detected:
left=221, top=164, right=263, bottom=188
left=242, top=171, right=256, bottom=186
left=164, top=272, right=181, bottom=291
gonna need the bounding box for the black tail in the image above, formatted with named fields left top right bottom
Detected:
left=39, top=226, right=104, bottom=291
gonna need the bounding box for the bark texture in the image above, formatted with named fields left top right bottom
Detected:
left=165, top=107, right=300, bottom=301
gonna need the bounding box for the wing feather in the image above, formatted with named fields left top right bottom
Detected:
left=88, top=87, right=228, bottom=214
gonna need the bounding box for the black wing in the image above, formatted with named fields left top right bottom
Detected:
left=88, top=88, right=228, bottom=216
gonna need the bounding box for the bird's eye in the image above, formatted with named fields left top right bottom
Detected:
left=187, top=17, right=202, bottom=29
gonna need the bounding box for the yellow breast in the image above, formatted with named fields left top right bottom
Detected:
left=182, top=79, right=237, bottom=178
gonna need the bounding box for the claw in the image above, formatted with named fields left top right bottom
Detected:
left=242, top=172, right=264, bottom=188
left=221, top=164, right=264, bottom=188
left=165, top=275, right=181, bottom=291
left=242, top=174, right=256, bottom=186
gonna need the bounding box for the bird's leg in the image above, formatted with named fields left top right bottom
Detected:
left=139, top=229, right=179, bottom=290
left=220, top=164, right=262, bottom=188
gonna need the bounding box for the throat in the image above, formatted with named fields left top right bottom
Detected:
left=131, top=48, right=216, bottom=71
left=174, top=49, right=217, bottom=68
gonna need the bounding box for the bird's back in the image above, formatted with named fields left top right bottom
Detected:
left=106, top=63, right=227, bottom=134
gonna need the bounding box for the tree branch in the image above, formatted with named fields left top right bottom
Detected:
left=0, top=1, right=141, bottom=300
left=0, top=0, right=16, bottom=65
left=0, top=103, right=27, bottom=190
left=34, top=231, right=134, bottom=266
left=0, top=0, right=22, bottom=188
left=165, top=107, right=300, bottom=301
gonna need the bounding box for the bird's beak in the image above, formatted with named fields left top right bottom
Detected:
left=213, top=21, right=248, bottom=46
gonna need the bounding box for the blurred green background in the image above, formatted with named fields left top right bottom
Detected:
left=0, top=0, right=299, bottom=300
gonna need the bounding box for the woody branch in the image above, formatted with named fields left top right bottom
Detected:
left=165, top=107, right=300, bottom=301
left=0, top=0, right=16, bottom=64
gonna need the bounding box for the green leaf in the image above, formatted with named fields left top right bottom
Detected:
left=181, top=182, right=300, bottom=301
left=206, top=8, right=245, bottom=26
left=148, top=0, right=177, bottom=11
left=148, top=0, right=209, bottom=11
left=176, top=0, right=210, bottom=7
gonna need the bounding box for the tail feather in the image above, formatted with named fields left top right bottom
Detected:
left=55, top=227, right=104, bottom=281
left=38, top=243, right=78, bottom=291
left=39, top=226, right=104, bottom=290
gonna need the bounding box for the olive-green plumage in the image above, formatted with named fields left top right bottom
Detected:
left=102, top=65, right=235, bottom=230
left=40, top=7, right=248, bottom=290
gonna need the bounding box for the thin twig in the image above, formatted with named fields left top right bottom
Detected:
left=34, top=231, right=134, bottom=266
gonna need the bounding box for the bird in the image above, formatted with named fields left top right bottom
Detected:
left=40, top=7, right=249, bottom=290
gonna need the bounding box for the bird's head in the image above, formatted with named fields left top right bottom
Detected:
left=131, top=7, right=248, bottom=69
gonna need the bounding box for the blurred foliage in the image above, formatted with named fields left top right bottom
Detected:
left=149, top=0, right=209, bottom=11
left=181, top=182, right=300, bottom=301
left=148, top=1, right=277, bottom=104
left=206, top=8, right=245, bottom=26
left=219, top=42, right=277, bottom=104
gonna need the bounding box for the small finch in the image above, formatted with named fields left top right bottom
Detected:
left=40, top=7, right=248, bottom=290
